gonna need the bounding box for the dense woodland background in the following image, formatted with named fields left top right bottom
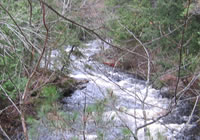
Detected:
left=0, top=0, right=200, bottom=139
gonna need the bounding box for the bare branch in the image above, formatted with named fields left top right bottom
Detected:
left=27, top=0, right=32, bottom=26
left=174, top=0, right=191, bottom=104
left=0, top=124, right=11, bottom=140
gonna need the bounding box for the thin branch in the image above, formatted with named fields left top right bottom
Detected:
left=0, top=125, right=11, bottom=140
left=136, top=110, right=171, bottom=131
left=83, top=91, right=87, bottom=140
left=174, top=0, right=191, bottom=104
left=27, top=0, right=32, bottom=26
left=186, top=95, right=199, bottom=125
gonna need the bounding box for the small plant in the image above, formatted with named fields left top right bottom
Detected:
left=146, top=128, right=153, bottom=140
left=40, top=85, right=59, bottom=103
left=27, top=116, right=39, bottom=139
left=157, top=131, right=167, bottom=140
left=122, top=127, right=132, bottom=138
left=97, top=131, right=104, bottom=140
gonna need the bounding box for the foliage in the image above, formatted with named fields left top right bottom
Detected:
left=0, top=0, right=93, bottom=138
left=181, top=54, right=200, bottom=76
left=31, top=85, right=60, bottom=123
left=107, top=0, right=200, bottom=51
left=106, top=0, right=155, bottom=42
left=0, top=53, right=28, bottom=99
left=86, top=98, right=107, bottom=124
left=0, top=0, right=90, bottom=100
left=122, top=127, right=132, bottom=138
left=157, top=131, right=167, bottom=140
left=146, top=128, right=153, bottom=140
left=28, top=85, right=62, bottom=138
left=1, top=0, right=200, bottom=139
left=106, top=0, right=200, bottom=79
left=40, top=85, right=59, bottom=103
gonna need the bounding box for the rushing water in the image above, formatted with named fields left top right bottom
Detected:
left=29, top=40, right=197, bottom=140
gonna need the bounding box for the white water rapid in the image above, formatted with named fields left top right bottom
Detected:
left=31, top=40, right=191, bottom=140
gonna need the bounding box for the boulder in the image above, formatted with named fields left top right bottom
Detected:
left=159, top=74, right=184, bottom=98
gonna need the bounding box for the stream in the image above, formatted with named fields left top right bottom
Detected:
left=29, top=40, right=199, bottom=140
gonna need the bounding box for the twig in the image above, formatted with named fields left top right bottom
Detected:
left=27, top=0, right=32, bottom=26
left=0, top=125, right=11, bottom=140
left=83, top=91, right=87, bottom=140
left=136, top=110, right=171, bottom=131
left=174, top=0, right=191, bottom=105
left=186, top=95, right=199, bottom=125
